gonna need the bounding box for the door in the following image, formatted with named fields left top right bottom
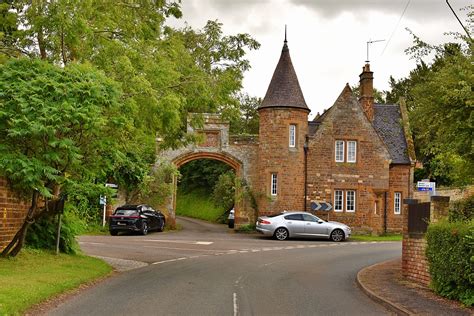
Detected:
left=302, top=214, right=329, bottom=237
left=283, top=214, right=305, bottom=236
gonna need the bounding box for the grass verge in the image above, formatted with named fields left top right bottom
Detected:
left=350, top=234, right=402, bottom=241
left=176, top=189, right=225, bottom=222
left=0, top=248, right=112, bottom=315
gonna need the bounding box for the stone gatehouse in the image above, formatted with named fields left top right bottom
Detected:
left=161, top=37, right=415, bottom=234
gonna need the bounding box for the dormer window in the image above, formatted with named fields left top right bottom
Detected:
left=289, top=124, right=296, bottom=148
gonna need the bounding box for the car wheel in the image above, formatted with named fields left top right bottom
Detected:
left=274, top=227, right=289, bottom=241
left=141, top=222, right=149, bottom=235
left=157, top=220, right=165, bottom=232
left=330, top=229, right=344, bottom=242
left=110, top=230, right=118, bottom=236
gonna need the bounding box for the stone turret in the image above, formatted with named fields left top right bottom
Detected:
left=257, top=34, right=310, bottom=214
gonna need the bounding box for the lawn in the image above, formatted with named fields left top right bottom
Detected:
left=0, top=248, right=112, bottom=315
left=176, top=189, right=226, bottom=222
left=350, top=234, right=402, bottom=241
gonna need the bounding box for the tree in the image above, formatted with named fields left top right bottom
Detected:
left=0, top=58, right=129, bottom=257
left=221, top=93, right=260, bottom=135
left=386, top=7, right=473, bottom=186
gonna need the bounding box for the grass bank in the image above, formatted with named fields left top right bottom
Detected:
left=350, top=234, right=402, bottom=241
left=176, top=189, right=226, bottom=222
left=0, top=248, right=112, bottom=315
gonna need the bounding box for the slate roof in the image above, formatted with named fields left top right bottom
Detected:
left=373, top=104, right=411, bottom=164
left=260, top=41, right=310, bottom=111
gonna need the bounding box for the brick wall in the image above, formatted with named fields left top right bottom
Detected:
left=0, top=177, right=30, bottom=251
left=414, top=185, right=473, bottom=202
left=386, top=165, right=412, bottom=233
left=402, top=235, right=430, bottom=286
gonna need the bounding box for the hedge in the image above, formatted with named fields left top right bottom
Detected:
left=425, top=220, right=474, bottom=306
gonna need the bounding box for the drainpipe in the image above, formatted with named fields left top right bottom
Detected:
left=303, top=135, right=309, bottom=212
left=384, top=192, right=388, bottom=234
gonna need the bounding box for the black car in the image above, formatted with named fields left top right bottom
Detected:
left=109, top=204, right=165, bottom=236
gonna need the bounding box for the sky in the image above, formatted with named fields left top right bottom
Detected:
left=169, top=0, right=471, bottom=117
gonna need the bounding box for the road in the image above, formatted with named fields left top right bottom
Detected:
left=48, top=216, right=401, bottom=315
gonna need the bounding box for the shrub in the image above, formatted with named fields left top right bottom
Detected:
left=449, top=195, right=474, bottom=222
left=425, top=220, right=474, bottom=306
left=25, top=207, right=87, bottom=254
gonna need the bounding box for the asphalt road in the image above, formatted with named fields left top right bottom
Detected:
left=48, top=217, right=401, bottom=316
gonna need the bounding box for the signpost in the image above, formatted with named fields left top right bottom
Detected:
left=417, top=181, right=436, bottom=195
left=310, top=201, right=333, bottom=222
left=100, top=183, right=118, bottom=227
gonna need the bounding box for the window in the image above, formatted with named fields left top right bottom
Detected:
left=289, top=124, right=296, bottom=148
left=346, top=190, right=356, bottom=212
left=347, top=141, right=357, bottom=163
left=271, top=173, right=278, bottom=196
left=335, top=140, right=344, bottom=162
left=334, top=190, right=343, bottom=212
left=394, top=192, right=401, bottom=214
left=302, top=213, right=319, bottom=222
left=284, top=214, right=303, bottom=221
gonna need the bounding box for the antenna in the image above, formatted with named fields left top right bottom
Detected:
left=366, top=39, right=385, bottom=63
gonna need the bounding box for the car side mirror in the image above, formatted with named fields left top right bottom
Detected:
left=318, top=219, right=324, bottom=224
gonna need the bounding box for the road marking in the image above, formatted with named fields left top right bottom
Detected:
left=142, top=239, right=213, bottom=245
left=233, top=293, right=238, bottom=316
left=152, top=257, right=187, bottom=265
left=144, top=246, right=228, bottom=253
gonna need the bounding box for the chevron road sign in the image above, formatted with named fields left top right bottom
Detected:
left=310, top=201, right=333, bottom=212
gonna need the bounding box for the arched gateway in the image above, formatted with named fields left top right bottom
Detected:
left=158, top=114, right=259, bottom=227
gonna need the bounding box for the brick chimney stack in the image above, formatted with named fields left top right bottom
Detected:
left=359, top=63, right=374, bottom=121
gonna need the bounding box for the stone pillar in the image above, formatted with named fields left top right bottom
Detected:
left=430, top=195, right=450, bottom=223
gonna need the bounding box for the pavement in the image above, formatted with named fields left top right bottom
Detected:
left=357, top=259, right=474, bottom=316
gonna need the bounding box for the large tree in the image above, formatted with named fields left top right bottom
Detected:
left=0, top=58, right=130, bottom=256
left=386, top=7, right=473, bottom=186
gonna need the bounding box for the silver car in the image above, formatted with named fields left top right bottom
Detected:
left=256, top=211, right=351, bottom=242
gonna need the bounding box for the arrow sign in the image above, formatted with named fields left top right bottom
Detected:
left=310, top=201, right=333, bottom=212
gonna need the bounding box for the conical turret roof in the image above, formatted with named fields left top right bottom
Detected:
left=259, top=39, right=309, bottom=112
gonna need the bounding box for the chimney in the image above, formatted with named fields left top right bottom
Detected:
left=359, top=63, right=374, bottom=121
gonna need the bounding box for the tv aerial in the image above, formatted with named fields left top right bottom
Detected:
left=366, top=39, right=385, bottom=63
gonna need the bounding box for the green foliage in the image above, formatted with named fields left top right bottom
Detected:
left=25, top=208, right=86, bottom=254
left=212, top=171, right=236, bottom=211
left=236, top=224, right=256, bottom=232
left=426, top=220, right=474, bottom=306
left=350, top=84, right=386, bottom=103
left=176, top=188, right=225, bottom=222
left=179, top=159, right=233, bottom=193
left=221, top=93, right=260, bottom=135
left=386, top=8, right=473, bottom=186
left=449, top=195, right=474, bottom=222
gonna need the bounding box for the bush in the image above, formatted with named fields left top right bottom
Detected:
left=25, top=208, right=87, bottom=254
left=426, top=220, right=474, bottom=306
left=449, top=195, right=474, bottom=222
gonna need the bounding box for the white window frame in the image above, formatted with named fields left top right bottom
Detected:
left=347, top=141, right=357, bottom=163
left=335, top=140, right=344, bottom=162
left=394, top=192, right=401, bottom=214
left=289, top=124, right=296, bottom=148
left=346, top=190, right=356, bottom=212
left=334, top=190, right=343, bottom=212
left=271, top=173, right=278, bottom=196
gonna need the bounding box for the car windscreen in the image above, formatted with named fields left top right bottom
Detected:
left=114, top=210, right=139, bottom=216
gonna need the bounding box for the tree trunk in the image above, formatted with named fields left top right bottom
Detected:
left=1, top=191, right=39, bottom=258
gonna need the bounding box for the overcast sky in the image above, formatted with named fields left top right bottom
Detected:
left=169, top=0, right=471, bottom=117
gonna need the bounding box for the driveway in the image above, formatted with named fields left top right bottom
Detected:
left=49, top=216, right=401, bottom=315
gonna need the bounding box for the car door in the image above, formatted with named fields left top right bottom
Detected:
left=142, top=207, right=157, bottom=229
left=302, top=214, right=329, bottom=237
left=283, top=214, right=305, bottom=236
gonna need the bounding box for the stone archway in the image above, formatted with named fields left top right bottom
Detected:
left=157, top=114, right=259, bottom=228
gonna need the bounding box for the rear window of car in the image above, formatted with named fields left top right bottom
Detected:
left=114, top=210, right=139, bottom=216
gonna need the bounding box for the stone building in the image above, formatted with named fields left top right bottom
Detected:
left=252, top=38, right=415, bottom=234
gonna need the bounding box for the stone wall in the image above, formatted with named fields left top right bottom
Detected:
left=0, top=178, right=30, bottom=251
left=307, top=86, right=392, bottom=233
left=413, top=185, right=473, bottom=202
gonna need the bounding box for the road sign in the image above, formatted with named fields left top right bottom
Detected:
left=99, top=195, right=106, bottom=205
left=417, top=181, right=436, bottom=192
left=310, top=201, right=333, bottom=211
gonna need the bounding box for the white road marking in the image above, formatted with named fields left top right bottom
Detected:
left=233, top=293, right=238, bottom=316
left=144, top=245, right=226, bottom=252
left=142, top=239, right=213, bottom=245
left=152, top=257, right=187, bottom=265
